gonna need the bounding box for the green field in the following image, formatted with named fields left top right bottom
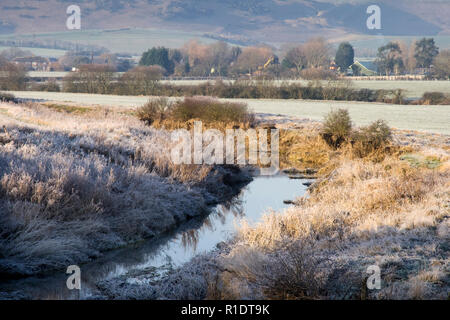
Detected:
left=7, top=91, right=450, bottom=135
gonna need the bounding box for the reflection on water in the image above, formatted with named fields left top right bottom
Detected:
left=0, top=174, right=308, bottom=299
left=180, top=199, right=245, bottom=252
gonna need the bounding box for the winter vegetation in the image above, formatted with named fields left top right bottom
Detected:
left=95, top=110, right=449, bottom=300
left=0, top=84, right=448, bottom=300
left=61, top=75, right=450, bottom=105
left=0, top=101, right=250, bottom=277
left=136, top=97, right=255, bottom=128
left=0, top=14, right=448, bottom=300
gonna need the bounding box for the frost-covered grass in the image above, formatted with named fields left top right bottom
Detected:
left=97, top=124, right=449, bottom=300
left=214, top=154, right=449, bottom=299
left=0, top=102, right=249, bottom=276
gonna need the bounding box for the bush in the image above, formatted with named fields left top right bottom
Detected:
left=356, top=88, right=378, bottom=102
left=320, top=109, right=352, bottom=149
left=63, top=64, right=115, bottom=94
left=322, top=80, right=354, bottom=101
left=0, top=92, right=16, bottom=102
left=31, top=81, right=61, bottom=92
left=136, top=98, right=173, bottom=125
left=137, top=97, right=255, bottom=128
left=421, top=92, right=447, bottom=105
left=118, top=66, right=162, bottom=95
left=300, top=68, right=337, bottom=80
left=351, top=120, right=392, bottom=157
left=170, top=97, right=255, bottom=126
left=391, top=89, right=406, bottom=105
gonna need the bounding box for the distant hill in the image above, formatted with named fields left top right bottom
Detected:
left=322, top=2, right=441, bottom=36
left=0, top=0, right=448, bottom=49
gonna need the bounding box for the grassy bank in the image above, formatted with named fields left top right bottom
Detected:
left=96, top=112, right=449, bottom=300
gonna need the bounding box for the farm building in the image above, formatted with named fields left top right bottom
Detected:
left=13, top=56, right=51, bottom=71
left=350, top=60, right=377, bottom=76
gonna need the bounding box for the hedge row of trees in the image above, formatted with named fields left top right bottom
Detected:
left=138, top=37, right=450, bottom=79
left=138, top=38, right=336, bottom=79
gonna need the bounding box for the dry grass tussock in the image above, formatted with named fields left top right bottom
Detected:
left=0, top=102, right=248, bottom=276
left=211, top=145, right=449, bottom=299
left=137, top=97, right=255, bottom=131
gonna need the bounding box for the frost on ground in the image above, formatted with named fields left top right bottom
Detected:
left=97, top=119, right=449, bottom=300
left=0, top=102, right=250, bottom=277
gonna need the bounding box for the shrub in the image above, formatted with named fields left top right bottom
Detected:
left=300, top=68, right=337, bottom=80
left=118, top=66, right=162, bottom=95
left=391, top=89, right=406, bottom=105
left=136, top=98, right=173, bottom=125
left=63, top=64, right=115, bottom=94
left=421, top=92, right=447, bottom=105
left=351, top=120, right=392, bottom=157
left=322, top=80, right=354, bottom=101
left=0, top=92, right=16, bottom=102
left=356, top=88, right=378, bottom=102
left=31, top=81, right=61, bottom=92
left=320, top=109, right=352, bottom=149
left=170, top=97, right=255, bottom=126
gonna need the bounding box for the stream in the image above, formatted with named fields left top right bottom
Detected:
left=0, top=174, right=309, bottom=300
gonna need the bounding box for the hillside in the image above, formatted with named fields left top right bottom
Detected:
left=0, top=0, right=448, bottom=52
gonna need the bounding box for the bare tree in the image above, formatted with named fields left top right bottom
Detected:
left=284, top=46, right=307, bottom=74
left=234, top=46, right=273, bottom=75
left=398, top=40, right=417, bottom=74
left=0, top=59, right=27, bottom=90
left=181, top=40, right=239, bottom=76
left=302, top=38, right=331, bottom=69
left=433, top=49, right=450, bottom=79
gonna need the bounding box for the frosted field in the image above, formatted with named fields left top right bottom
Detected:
left=0, top=46, right=67, bottom=58
left=8, top=91, right=450, bottom=135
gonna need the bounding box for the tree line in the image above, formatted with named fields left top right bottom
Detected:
left=0, top=37, right=449, bottom=93
left=137, top=37, right=450, bottom=79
